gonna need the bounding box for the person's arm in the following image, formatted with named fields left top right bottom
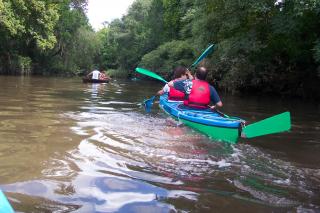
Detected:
left=211, top=101, right=223, bottom=109
left=87, top=71, right=93, bottom=77
left=209, top=85, right=222, bottom=109
left=168, top=80, right=174, bottom=87
left=157, top=90, right=163, bottom=96
left=157, top=84, right=169, bottom=95
left=186, top=69, right=193, bottom=80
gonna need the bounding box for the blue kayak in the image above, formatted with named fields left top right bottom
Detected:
left=159, top=95, right=245, bottom=143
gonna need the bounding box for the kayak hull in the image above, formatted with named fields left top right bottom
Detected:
left=159, top=95, right=243, bottom=143
left=180, top=119, right=240, bottom=143
left=82, top=78, right=109, bottom=83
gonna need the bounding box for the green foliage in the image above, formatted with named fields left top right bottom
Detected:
left=314, top=40, right=320, bottom=63
left=139, top=40, right=194, bottom=75
left=106, top=69, right=128, bottom=78
left=97, top=0, right=155, bottom=74
left=0, top=0, right=25, bottom=36
left=97, top=24, right=121, bottom=69
left=94, top=0, right=319, bottom=98
left=16, top=56, right=32, bottom=75
left=0, top=0, right=95, bottom=75
left=1, top=0, right=319, bottom=98
left=8, top=55, right=32, bottom=75
left=0, top=0, right=59, bottom=50
left=47, top=25, right=100, bottom=75
left=162, top=0, right=183, bottom=39
left=184, top=0, right=320, bottom=98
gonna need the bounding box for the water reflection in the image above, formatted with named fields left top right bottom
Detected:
left=0, top=77, right=319, bottom=212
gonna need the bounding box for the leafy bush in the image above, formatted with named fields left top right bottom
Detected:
left=139, top=40, right=194, bottom=78
left=106, top=69, right=128, bottom=78
left=10, top=55, right=32, bottom=75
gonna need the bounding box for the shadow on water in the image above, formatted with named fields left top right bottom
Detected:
left=0, top=76, right=319, bottom=212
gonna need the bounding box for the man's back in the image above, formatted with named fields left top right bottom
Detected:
left=92, top=70, right=100, bottom=80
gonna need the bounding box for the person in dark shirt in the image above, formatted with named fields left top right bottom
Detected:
left=168, top=66, right=222, bottom=110
left=157, top=66, right=193, bottom=101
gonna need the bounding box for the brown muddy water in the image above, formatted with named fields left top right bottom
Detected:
left=0, top=76, right=319, bottom=212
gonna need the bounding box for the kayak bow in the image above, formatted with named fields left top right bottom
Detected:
left=0, top=190, right=14, bottom=213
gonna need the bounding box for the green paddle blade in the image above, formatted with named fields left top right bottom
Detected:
left=242, top=112, right=291, bottom=139
left=191, top=44, right=215, bottom=67
left=135, top=68, right=168, bottom=83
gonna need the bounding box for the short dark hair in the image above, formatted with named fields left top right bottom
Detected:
left=195, top=67, right=208, bottom=80
left=173, top=66, right=187, bottom=79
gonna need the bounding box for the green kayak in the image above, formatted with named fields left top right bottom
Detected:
left=159, top=94, right=291, bottom=143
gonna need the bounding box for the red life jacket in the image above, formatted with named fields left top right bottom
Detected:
left=168, top=84, right=185, bottom=101
left=184, top=80, right=210, bottom=109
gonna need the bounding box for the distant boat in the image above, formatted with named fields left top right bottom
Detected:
left=82, top=77, right=109, bottom=83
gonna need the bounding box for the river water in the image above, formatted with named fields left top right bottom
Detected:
left=0, top=76, right=319, bottom=212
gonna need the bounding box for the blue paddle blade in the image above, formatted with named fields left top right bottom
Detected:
left=144, top=96, right=155, bottom=113
left=191, top=44, right=215, bottom=67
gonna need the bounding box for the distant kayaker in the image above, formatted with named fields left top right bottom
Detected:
left=157, top=66, right=193, bottom=101
left=87, top=69, right=101, bottom=80
left=168, top=66, right=222, bottom=110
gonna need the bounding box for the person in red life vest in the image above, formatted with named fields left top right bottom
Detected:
left=157, top=66, right=193, bottom=101
left=168, top=66, right=222, bottom=110
left=99, top=70, right=111, bottom=80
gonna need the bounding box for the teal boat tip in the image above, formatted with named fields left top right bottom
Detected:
left=0, top=190, right=14, bottom=213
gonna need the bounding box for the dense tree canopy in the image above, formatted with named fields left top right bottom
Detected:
left=0, top=0, right=97, bottom=75
left=0, top=0, right=319, bottom=98
left=96, top=0, right=319, bottom=99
